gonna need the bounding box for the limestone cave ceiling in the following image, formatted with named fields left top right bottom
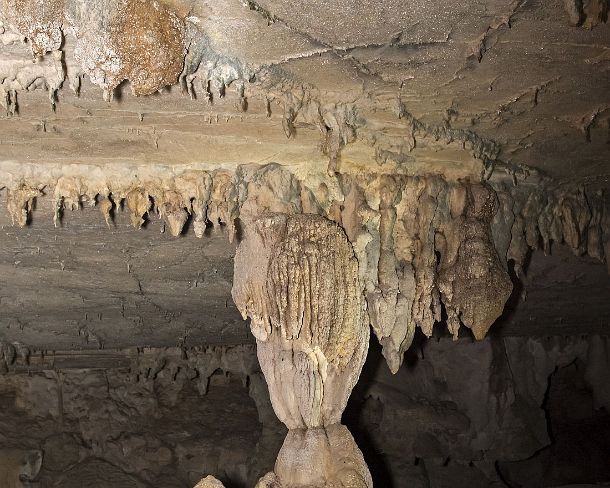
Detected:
left=0, top=0, right=609, bottom=370
left=0, top=0, right=607, bottom=180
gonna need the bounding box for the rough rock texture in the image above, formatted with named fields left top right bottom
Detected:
left=234, top=215, right=369, bottom=429
left=0, top=0, right=608, bottom=179
left=0, top=1, right=607, bottom=376
left=0, top=344, right=287, bottom=487
left=0, top=163, right=609, bottom=372
left=0, top=1, right=608, bottom=485
left=437, top=181, right=513, bottom=340
left=0, top=448, right=43, bottom=487
left=273, top=425, right=370, bottom=488
left=195, top=476, right=227, bottom=488
left=0, top=193, right=245, bottom=352
left=231, top=213, right=372, bottom=487
left=2, top=0, right=187, bottom=97
left=342, top=331, right=610, bottom=488
left=2, top=322, right=609, bottom=487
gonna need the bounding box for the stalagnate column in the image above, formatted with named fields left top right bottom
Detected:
left=224, top=213, right=372, bottom=488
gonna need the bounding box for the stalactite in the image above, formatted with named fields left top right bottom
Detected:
left=437, top=181, right=513, bottom=340
left=6, top=185, right=41, bottom=227
left=0, top=163, right=608, bottom=377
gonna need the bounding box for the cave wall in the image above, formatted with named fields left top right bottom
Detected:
left=346, top=333, right=610, bottom=488
left=0, top=345, right=285, bottom=488
left=0, top=0, right=608, bottom=486
left=1, top=164, right=609, bottom=374
left=1, top=334, right=609, bottom=487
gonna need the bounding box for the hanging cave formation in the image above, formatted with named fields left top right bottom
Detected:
left=0, top=0, right=609, bottom=487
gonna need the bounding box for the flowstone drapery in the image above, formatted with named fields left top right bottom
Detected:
left=199, top=213, right=372, bottom=487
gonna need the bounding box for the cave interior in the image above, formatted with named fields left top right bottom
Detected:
left=0, top=0, right=609, bottom=487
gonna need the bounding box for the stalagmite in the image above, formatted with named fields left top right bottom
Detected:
left=195, top=476, right=227, bottom=488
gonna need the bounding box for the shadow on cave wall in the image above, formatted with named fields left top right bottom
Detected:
left=343, top=320, right=610, bottom=487
left=0, top=366, right=265, bottom=488
left=344, top=336, right=395, bottom=486
left=343, top=332, right=433, bottom=488
left=498, top=359, right=610, bottom=487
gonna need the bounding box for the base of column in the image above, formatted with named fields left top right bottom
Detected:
left=260, top=424, right=372, bottom=488
left=197, top=424, right=372, bottom=488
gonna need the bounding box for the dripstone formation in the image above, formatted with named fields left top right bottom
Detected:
left=0, top=0, right=609, bottom=486
left=230, top=214, right=371, bottom=487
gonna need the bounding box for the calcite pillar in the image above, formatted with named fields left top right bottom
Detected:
left=230, top=213, right=373, bottom=488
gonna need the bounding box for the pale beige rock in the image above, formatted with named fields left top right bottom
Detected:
left=365, top=175, right=416, bottom=373
left=254, top=472, right=282, bottom=488
left=0, top=0, right=607, bottom=484
left=156, top=189, right=190, bottom=237
left=232, top=213, right=371, bottom=487
left=6, top=185, right=40, bottom=227
left=2, top=0, right=63, bottom=58
left=194, top=475, right=227, bottom=488
left=0, top=47, right=64, bottom=113
left=2, top=160, right=607, bottom=374
left=274, top=425, right=371, bottom=488
left=125, top=188, right=151, bottom=229
left=207, top=171, right=239, bottom=242
left=235, top=214, right=368, bottom=427
left=437, top=182, right=513, bottom=340
left=99, top=196, right=114, bottom=227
